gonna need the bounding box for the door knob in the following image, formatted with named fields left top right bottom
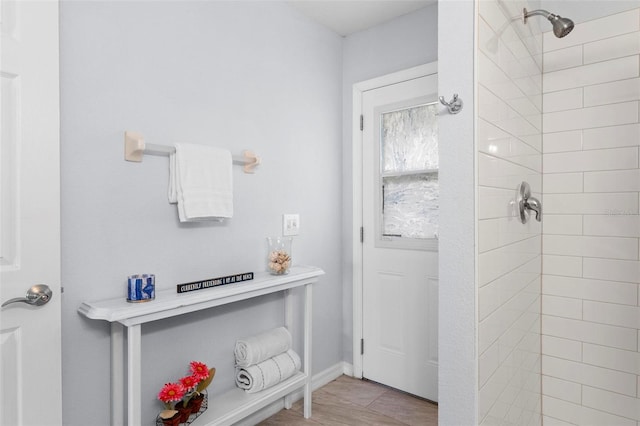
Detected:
left=1, top=284, right=53, bottom=308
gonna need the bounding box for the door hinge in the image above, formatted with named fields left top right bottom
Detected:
left=360, top=114, right=364, bottom=131
left=360, top=227, right=364, bottom=243
left=361, top=338, right=364, bottom=355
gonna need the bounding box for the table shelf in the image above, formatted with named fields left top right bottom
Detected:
left=198, top=372, right=307, bottom=425
left=79, top=266, right=324, bottom=326
left=78, top=265, right=324, bottom=425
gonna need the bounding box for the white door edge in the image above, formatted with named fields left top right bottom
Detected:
left=351, top=62, right=438, bottom=378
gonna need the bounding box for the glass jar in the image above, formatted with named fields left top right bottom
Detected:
left=266, top=236, right=292, bottom=275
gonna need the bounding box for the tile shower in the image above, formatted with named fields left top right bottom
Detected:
left=477, top=1, right=543, bottom=424
left=540, top=7, right=640, bottom=426
left=477, top=2, right=640, bottom=425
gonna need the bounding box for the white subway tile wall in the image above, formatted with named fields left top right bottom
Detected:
left=478, top=0, right=543, bottom=424
left=541, top=7, right=640, bottom=425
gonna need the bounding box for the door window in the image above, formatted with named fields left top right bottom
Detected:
left=378, top=102, right=439, bottom=249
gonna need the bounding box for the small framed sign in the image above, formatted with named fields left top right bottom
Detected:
left=177, top=272, right=254, bottom=294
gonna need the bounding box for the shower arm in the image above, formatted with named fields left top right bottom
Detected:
left=523, top=9, right=553, bottom=24
left=522, top=7, right=574, bottom=39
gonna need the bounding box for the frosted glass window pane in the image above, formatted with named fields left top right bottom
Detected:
left=383, top=174, right=439, bottom=239
left=382, top=103, right=438, bottom=173
left=379, top=102, right=439, bottom=242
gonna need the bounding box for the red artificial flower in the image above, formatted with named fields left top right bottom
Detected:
left=189, top=361, right=209, bottom=381
left=158, top=382, right=186, bottom=403
left=179, top=374, right=199, bottom=391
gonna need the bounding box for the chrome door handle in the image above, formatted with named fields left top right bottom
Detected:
left=1, top=284, right=53, bottom=308
left=517, top=181, right=542, bottom=223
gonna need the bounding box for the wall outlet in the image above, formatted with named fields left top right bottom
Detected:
left=283, top=214, right=300, bottom=236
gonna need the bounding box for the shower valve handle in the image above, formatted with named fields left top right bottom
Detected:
left=517, top=181, right=542, bottom=224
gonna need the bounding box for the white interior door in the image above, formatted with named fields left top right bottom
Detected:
left=361, top=73, right=439, bottom=401
left=1, top=0, right=62, bottom=424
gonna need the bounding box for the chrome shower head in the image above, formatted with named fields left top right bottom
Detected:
left=523, top=8, right=574, bottom=38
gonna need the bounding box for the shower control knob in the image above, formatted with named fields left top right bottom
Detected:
left=517, top=181, right=542, bottom=224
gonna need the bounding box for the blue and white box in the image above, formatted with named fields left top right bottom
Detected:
left=127, top=274, right=155, bottom=302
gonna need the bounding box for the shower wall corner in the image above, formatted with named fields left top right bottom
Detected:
left=476, top=0, right=544, bottom=425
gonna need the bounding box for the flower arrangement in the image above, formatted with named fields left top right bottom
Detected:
left=158, top=361, right=216, bottom=424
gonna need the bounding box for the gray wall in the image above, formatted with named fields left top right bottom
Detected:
left=341, top=3, right=438, bottom=364
left=60, top=1, right=342, bottom=424
left=437, top=0, right=477, bottom=424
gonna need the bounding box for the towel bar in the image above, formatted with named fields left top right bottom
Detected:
left=124, top=131, right=261, bottom=174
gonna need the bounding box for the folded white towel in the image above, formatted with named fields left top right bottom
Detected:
left=168, top=143, right=233, bottom=222
left=235, top=349, right=301, bottom=393
left=234, top=327, right=292, bottom=368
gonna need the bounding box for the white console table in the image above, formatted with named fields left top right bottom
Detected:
left=78, top=265, right=324, bottom=426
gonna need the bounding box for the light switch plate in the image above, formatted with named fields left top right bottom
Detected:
left=283, top=214, right=300, bottom=236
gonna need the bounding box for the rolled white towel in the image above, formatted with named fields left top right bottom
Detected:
left=235, top=349, right=301, bottom=394
left=234, top=327, right=292, bottom=367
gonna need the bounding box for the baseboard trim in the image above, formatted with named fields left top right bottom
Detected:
left=237, top=361, right=354, bottom=425
left=342, top=361, right=354, bottom=377
left=310, top=361, right=351, bottom=391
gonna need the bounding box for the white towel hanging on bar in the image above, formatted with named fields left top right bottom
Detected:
left=168, top=143, right=233, bottom=222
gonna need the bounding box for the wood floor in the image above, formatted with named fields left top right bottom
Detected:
left=258, top=375, right=438, bottom=425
